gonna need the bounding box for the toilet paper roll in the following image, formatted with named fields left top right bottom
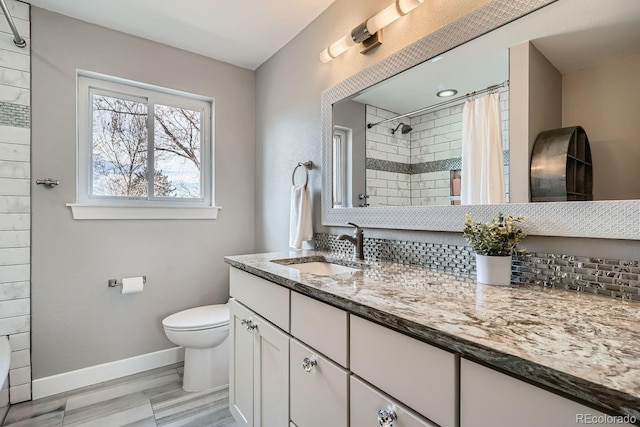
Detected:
left=121, top=276, right=144, bottom=294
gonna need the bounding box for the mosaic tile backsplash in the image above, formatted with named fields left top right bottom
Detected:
left=314, top=233, right=640, bottom=302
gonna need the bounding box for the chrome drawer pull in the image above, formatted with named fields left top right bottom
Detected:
left=378, top=409, right=398, bottom=426
left=302, top=357, right=317, bottom=372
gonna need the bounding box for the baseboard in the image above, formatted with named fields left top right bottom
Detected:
left=32, top=346, right=185, bottom=400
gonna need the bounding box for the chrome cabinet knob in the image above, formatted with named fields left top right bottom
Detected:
left=378, top=409, right=398, bottom=426
left=241, top=318, right=257, bottom=333
left=302, top=357, right=317, bottom=372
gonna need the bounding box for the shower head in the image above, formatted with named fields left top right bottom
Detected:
left=391, top=123, right=413, bottom=135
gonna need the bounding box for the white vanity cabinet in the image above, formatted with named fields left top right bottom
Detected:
left=460, top=359, right=635, bottom=427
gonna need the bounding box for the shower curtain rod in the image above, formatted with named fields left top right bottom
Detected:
left=367, top=80, right=509, bottom=129
left=0, top=0, right=26, bottom=48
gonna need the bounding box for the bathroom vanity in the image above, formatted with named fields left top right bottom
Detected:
left=225, top=251, right=639, bottom=427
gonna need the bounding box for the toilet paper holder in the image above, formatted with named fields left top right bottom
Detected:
left=108, top=276, right=147, bottom=287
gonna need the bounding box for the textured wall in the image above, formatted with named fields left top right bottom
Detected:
left=30, top=8, right=255, bottom=379
left=0, top=0, right=31, bottom=405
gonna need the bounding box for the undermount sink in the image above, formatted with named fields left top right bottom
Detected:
left=286, top=261, right=361, bottom=276
left=271, top=256, right=366, bottom=276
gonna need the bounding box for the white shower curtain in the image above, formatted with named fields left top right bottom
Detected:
left=460, top=92, right=506, bottom=205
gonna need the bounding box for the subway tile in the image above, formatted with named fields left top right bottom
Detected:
left=0, top=247, right=28, bottom=265
left=0, top=298, right=29, bottom=317
left=0, top=196, right=29, bottom=213
left=0, top=315, right=29, bottom=336
left=9, top=366, right=30, bottom=386
left=9, top=332, right=29, bottom=351
left=0, top=264, right=29, bottom=284
left=9, top=383, right=30, bottom=404
left=0, top=18, right=30, bottom=39
left=0, top=125, right=30, bottom=145
left=0, top=68, right=28, bottom=90
left=0, top=143, right=29, bottom=161
left=0, top=50, right=29, bottom=73
left=0, top=161, right=29, bottom=179
left=0, top=179, right=29, bottom=197
left=3, top=0, right=29, bottom=21
left=9, top=349, right=29, bottom=369
left=0, top=281, right=29, bottom=301
left=0, top=85, right=29, bottom=106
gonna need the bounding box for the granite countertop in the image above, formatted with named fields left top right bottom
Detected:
left=224, top=250, right=640, bottom=420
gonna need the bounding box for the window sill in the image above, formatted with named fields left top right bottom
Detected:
left=66, top=204, right=222, bottom=220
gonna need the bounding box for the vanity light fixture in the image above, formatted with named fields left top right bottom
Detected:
left=319, top=0, right=424, bottom=63
left=437, top=89, right=457, bottom=97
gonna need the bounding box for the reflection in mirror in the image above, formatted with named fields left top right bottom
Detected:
left=331, top=0, right=640, bottom=208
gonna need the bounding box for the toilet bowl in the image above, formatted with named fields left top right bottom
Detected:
left=162, top=304, right=230, bottom=392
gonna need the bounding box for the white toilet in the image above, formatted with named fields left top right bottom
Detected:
left=162, top=304, right=230, bottom=392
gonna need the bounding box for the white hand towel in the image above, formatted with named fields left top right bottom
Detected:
left=289, top=184, right=313, bottom=249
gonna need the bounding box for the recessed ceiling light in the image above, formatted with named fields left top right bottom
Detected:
left=437, top=89, right=457, bottom=98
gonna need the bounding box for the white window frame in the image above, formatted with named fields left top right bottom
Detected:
left=68, top=71, right=221, bottom=220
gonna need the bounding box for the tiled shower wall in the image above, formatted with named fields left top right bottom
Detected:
left=365, top=92, right=509, bottom=207
left=0, top=0, right=31, bottom=406
left=365, top=106, right=412, bottom=206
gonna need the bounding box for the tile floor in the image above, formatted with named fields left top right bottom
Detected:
left=1, top=364, right=237, bottom=427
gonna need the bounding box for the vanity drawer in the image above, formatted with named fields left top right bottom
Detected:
left=351, top=376, right=438, bottom=427
left=291, top=291, right=348, bottom=367
left=229, top=267, right=290, bottom=332
left=350, top=315, right=457, bottom=427
left=290, top=338, right=348, bottom=427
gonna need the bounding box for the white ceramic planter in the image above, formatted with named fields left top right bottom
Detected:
left=475, top=254, right=512, bottom=286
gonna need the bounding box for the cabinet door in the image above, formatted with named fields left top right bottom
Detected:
left=461, top=359, right=635, bottom=427
left=290, top=338, right=348, bottom=427
left=229, top=299, right=255, bottom=427
left=253, top=314, right=289, bottom=427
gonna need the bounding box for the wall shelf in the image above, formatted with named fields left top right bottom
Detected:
left=530, top=126, right=593, bottom=202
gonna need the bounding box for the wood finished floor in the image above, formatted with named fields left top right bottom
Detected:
left=2, top=364, right=237, bottom=427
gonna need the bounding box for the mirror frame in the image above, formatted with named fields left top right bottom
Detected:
left=321, top=0, right=640, bottom=240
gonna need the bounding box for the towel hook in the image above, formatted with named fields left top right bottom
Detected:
left=292, top=161, right=313, bottom=188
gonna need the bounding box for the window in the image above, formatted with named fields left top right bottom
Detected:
left=69, top=72, right=219, bottom=219
left=332, top=126, right=352, bottom=207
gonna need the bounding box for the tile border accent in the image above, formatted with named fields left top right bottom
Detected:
left=366, top=152, right=508, bottom=175
left=314, top=233, right=640, bottom=302
left=0, top=102, right=30, bottom=128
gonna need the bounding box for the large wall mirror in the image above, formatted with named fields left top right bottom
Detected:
left=321, top=0, right=640, bottom=239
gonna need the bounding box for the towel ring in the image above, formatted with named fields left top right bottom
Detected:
left=292, top=161, right=313, bottom=188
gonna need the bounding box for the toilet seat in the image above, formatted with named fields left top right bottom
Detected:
left=162, top=304, right=229, bottom=331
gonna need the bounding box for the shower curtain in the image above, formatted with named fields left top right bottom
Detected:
left=460, top=92, right=506, bottom=205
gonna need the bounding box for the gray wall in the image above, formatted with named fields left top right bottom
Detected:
left=254, top=1, right=640, bottom=258
left=254, top=0, right=494, bottom=251
left=31, top=8, right=255, bottom=379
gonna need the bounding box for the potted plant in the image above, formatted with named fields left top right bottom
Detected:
left=463, top=213, right=526, bottom=285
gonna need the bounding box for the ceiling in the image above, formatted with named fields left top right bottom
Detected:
left=25, top=0, right=337, bottom=70
left=351, top=0, right=640, bottom=115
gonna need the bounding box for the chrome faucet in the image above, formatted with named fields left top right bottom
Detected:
left=337, top=222, right=364, bottom=260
